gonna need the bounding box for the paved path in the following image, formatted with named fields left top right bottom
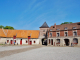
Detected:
left=0, top=45, right=33, bottom=52
left=0, top=45, right=42, bottom=58
left=0, top=46, right=80, bottom=60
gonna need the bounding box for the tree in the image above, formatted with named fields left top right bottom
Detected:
left=61, top=22, right=72, bottom=25
left=0, top=25, right=4, bottom=28
left=4, top=26, right=14, bottom=29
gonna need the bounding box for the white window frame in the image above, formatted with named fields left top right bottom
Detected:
left=64, top=27, right=68, bottom=30
left=64, top=31, right=68, bottom=37
left=73, top=30, right=77, bottom=36
left=56, top=32, right=60, bottom=37
left=43, top=30, right=45, bottom=32
left=49, top=32, right=52, bottom=37
left=73, top=27, right=76, bottom=29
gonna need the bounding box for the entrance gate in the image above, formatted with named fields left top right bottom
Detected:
left=64, top=39, right=69, bottom=46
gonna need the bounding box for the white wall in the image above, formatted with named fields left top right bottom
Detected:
left=0, top=37, right=40, bottom=45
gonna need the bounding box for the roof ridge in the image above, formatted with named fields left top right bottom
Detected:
left=40, top=22, right=49, bottom=28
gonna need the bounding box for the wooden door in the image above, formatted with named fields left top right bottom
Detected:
left=20, top=40, right=22, bottom=45
left=51, top=39, right=53, bottom=45
left=11, top=40, right=13, bottom=44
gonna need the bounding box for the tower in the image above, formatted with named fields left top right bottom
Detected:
left=39, top=22, right=49, bottom=45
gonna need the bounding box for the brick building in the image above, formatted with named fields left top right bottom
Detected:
left=0, top=22, right=80, bottom=46
left=39, top=22, right=49, bottom=45
left=47, top=22, right=80, bottom=46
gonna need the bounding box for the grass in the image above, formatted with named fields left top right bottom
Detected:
left=0, top=44, right=5, bottom=45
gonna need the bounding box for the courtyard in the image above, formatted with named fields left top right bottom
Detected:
left=0, top=45, right=80, bottom=60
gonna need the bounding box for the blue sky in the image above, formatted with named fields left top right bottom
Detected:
left=0, top=0, right=80, bottom=30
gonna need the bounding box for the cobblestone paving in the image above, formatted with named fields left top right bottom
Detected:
left=0, top=45, right=33, bottom=52
left=0, top=45, right=42, bottom=58
left=0, top=46, right=80, bottom=60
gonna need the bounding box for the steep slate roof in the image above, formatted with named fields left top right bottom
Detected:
left=0, top=29, right=40, bottom=38
left=49, top=22, right=80, bottom=31
left=40, top=22, right=49, bottom=28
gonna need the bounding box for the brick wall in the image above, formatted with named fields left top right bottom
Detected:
left=40, top=28, right=49, bottom=38
left=68, top=30, right=73, bottom=36
left=52, top=32, right=56, bottom=37
left=77, top=30, right=80, bottom=35
left=60, top=31, right=64, bottom=36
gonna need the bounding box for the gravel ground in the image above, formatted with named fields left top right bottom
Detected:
left=0, top=46, right=33, bottom=52
left=0, top=46, right=80, bottom=60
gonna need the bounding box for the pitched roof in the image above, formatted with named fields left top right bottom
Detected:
left=0, top=29, right=40, bottom=38
left=49, top=22, right=80, bottom=31
left=40, top=22, right=49, bottom=28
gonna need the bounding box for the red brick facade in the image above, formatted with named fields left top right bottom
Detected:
left=52, top=32, right=56, bottom=37
left=68, top=30, right=73, bottom=36
left=60, top=31, right=64, bottom=36
left=77, top=30, right=80, bottom=35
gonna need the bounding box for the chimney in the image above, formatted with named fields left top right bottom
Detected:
left=54, top=23, right=56, bottom=28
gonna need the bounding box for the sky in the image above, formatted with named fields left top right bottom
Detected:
left=0, top=0, right=80, bottom=30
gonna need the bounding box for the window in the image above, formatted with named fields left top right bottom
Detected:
left=7, top=40, right=9, bottom=43
left=49, top=33, right=52, bottom=37
left=56, top=39, right=60, bottom=44
left=57, top=33, right=59, bottom=37
left=65, top=32, right=68, bottom=36
left=73, top=38, right=78, bottom=44
left=65, top=27, right=68, bottom=30
left=57, top=29, right=60, bottom=30
left=43, top=30, right=45, bottom=32
left=26, top=41, right=27, bottom=43
left=43, top=34, right=45, bottom=36
left=73, top=31, right=77, bottom=36
left=50, top=30, right=52, bottom=31
left=34, top=41, right=35, bottom=43
left=73, top=27, right=76, bottom=29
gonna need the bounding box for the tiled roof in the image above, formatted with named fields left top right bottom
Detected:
left=40, top=22, right=49, bottom=28
left=0, top=29, right=40, bottom=38
left=49, top=22, right=80, bottom=31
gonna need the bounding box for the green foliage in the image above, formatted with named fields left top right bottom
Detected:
left=61, top=22, right=72, bottom=25
left=0, top=25, right=14, bottom=29
left=0, top=25, right=4, bottom=28
left=4, top=26, right=14, bottom=29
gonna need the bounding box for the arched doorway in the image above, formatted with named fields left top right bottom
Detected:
left=73, top=38, right=78, bottom=44
left=64, top=39, right=69, bottom=46
left=56, top=39, right=60, bottom=44
left=42, top=38, right=47, bottom=45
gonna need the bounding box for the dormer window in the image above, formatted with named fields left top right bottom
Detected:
left=50, top=30, right=52, bottom=31
left=53, top=26, right=55, bottom=28
left=73, top=27, right=76, bottom=29
left=57, top=29, right=60, bottom=30
left=65, top=27, right=68, bottom=30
